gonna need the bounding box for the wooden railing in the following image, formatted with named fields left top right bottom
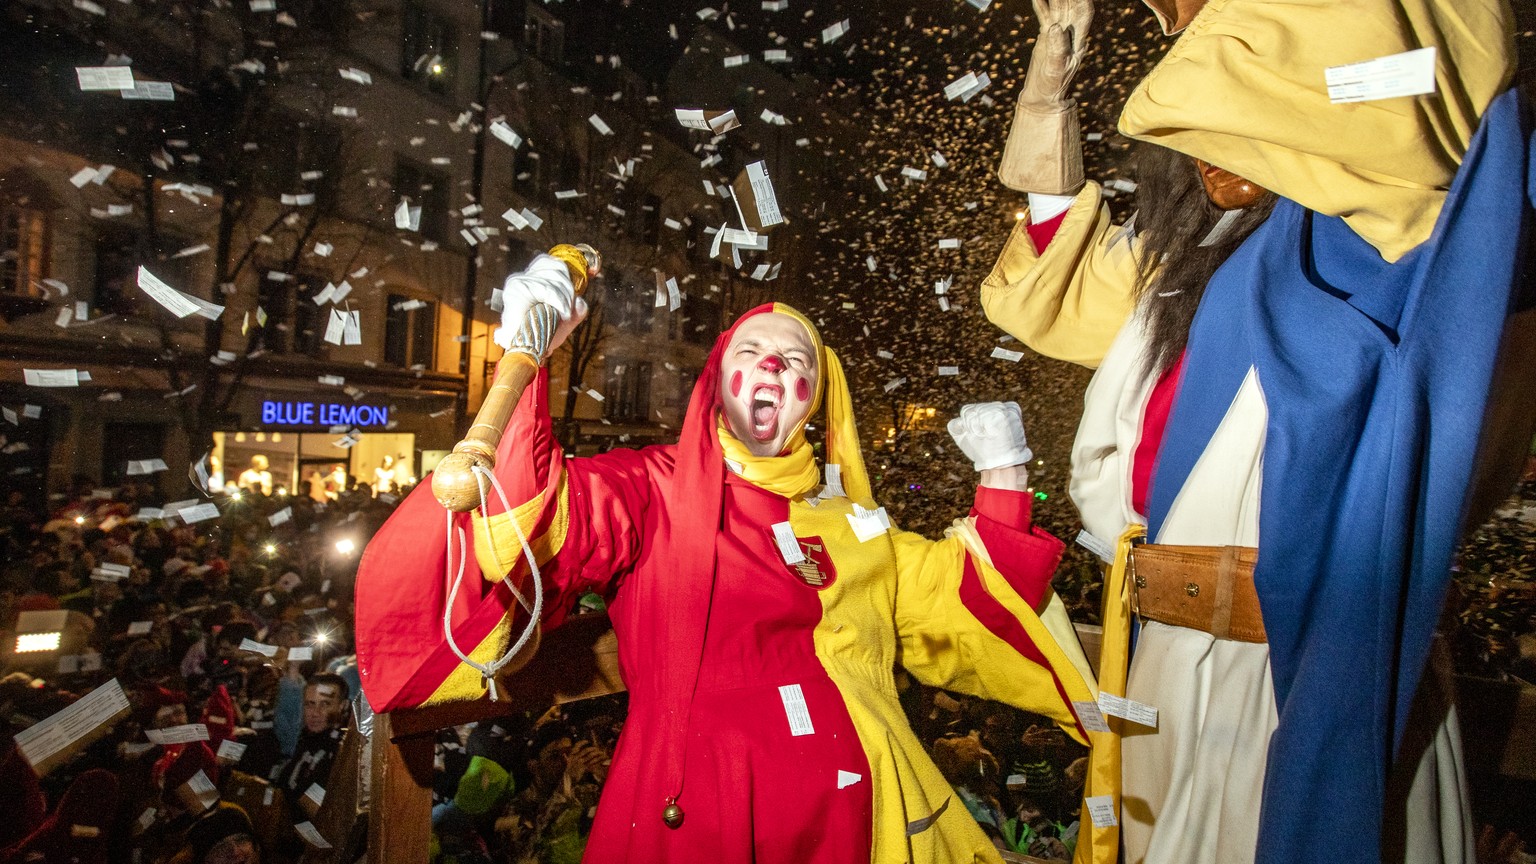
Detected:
left=365, top=612, right=622, bottom=864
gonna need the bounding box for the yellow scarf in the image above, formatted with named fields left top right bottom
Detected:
left=715, top=303, right=872, bottom=502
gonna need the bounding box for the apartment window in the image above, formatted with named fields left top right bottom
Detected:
left=385, top=293, right=437, bottom=368
left=671, top=293, right=719, bottom=346
left=394, top=159, right=451, bottom=242
left=401, top=0, right=457, bottom=95
left=556, top=149, right=582, bottom=199
left=0, top=186, right=49, bottom=298
left=604, top=359, right=651, bottom=424
left=254, top=272, right=294, bottom=354
left=293, top=277, right=325, bottom=357
left=513, top=148, right=542, bottom=197
left=640, top=194, right=661, bottom=246
left=687, top=219, right=709, bottom=265
left=607, top=278, right=653, bottom=333
left=525, top=6, right=565, bottom=65
left=93, top=227, right=137, bottom=314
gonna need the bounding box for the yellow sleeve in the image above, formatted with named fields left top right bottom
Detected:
left=980, top=181, right=1140, bottom=369
left=889, top=521, right=1097, bottom=745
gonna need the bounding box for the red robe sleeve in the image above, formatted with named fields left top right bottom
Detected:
left=355, top=361, right=656, bottom=712
left=970, top=486, right=1060, bottom=609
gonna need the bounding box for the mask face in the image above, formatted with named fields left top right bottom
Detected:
left=719, top=313, right=820, bottom=457
left=1142, top=0, right=1210, bottom=34
left=1194, top=159, right=1267, bottom=210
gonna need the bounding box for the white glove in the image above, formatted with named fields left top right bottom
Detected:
left=947, top=402, right=1034, bottom=472
left=493, top=254, right=583, bottom=354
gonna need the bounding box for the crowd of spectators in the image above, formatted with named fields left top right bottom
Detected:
left=0, top=471, right=1151, bottom=864
left=6, top=463, right=1533, bottom=863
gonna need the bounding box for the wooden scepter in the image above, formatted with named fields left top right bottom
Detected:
left=432, top=243, right=600, bottom=513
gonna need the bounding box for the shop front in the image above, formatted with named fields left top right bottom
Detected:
left=213, top=390, right=457, bottom=499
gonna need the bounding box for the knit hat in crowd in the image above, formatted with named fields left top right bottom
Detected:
left=0, top=768, right=118, bottom=864
left=453, top=755, right=511, bottom=816
left=187, top=803, right=255, bottom=862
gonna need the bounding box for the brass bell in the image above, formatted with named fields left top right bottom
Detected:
left=662, top=801, right=684, bottom=829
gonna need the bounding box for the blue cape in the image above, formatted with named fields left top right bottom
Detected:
left=1148, top=87, right=1534, bottom=863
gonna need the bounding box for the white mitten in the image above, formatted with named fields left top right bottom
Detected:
left=493, top=254, right=579, bottom=355
left=947, top=402, right=1034, bottom=472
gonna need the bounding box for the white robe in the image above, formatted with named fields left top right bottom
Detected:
left=1070, top=312, right=1474, bottom=864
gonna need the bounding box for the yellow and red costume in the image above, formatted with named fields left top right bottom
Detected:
left=356, top=303, right=1097, bottom=862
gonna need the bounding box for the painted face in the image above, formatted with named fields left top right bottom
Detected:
left=1194, top=159, right=1267, bottom=211
left=720, top=313, right=820, bottom=457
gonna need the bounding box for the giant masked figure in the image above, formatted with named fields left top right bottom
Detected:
left=358, top=286, right=1104, bottom=862
left=983, top=1, right=1535, bottom=863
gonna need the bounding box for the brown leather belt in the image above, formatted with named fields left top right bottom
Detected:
left=1130, top=544, right=1267, bottom=643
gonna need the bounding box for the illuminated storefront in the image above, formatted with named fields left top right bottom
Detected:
left=213, top=395, right=430, bottom=499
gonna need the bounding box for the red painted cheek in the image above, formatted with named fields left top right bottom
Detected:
left=729, top=370, right=743, bottom=398
left=795, top=378, right=811, bottom=403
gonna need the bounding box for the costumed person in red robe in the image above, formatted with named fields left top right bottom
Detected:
left=356, top=254, right=1102, bottom=863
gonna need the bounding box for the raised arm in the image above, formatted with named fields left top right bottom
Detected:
left=888, top=403, right=1096, bottom=742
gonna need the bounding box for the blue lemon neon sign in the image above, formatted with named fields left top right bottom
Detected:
left=260, top=400, right=389, bottom=428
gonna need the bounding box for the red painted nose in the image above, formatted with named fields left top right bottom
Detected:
left=758, top=355, right=786, bottom=374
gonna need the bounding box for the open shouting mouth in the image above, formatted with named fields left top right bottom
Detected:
left=749, top=383, right=784, bottom=442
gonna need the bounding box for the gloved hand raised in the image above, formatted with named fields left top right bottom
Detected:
left=947, top=402, right=1034, bottom=472
left=998, top=0, right=1094, bottom=195
left=1020, top=0, right=1093, bottom=108
left=493, top=253, right=589, bottom=360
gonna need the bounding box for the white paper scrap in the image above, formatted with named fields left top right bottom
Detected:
left=121, top=82, right=175, bottom=101
left=837, top=770, right=862, bottom=789
left=490, top=119, right=522, bottom=148
left=179, top=503, right=219, bottom=524
left=771, top=521, right=806, bottom=565
left=588, top=114, right=613, bottom=136
left=1085, top=795, right=1118, bottom=828
left=823, top=464, right=846, bottom=498
left=937, top=238, right=961, bottom=250
left=295, top=821, right=331, bottom=849
left=745, top=161, right=784, bottom=227
left=145, top=724, right=210, bottom=745
left=1325, top=47, right=1436, bottom=104
left=268, top=506, right=291, bottom=526
left=1198, top=208, right=1244, bottom=248
left=217, top=739, right=247, bottom=762
left=136, top=267, right=201, bottom=318
left=302, top=783, right=326, bottom=807
left=76, top=66, right=135, bottom=91
left=287, top=646, right=313, bottom=662
left=14, top=678, right=131, bottom=770
left=778, top=683, right=815, bottom=735
left=1072, top=700, right=1111, bottom=733
left=1098, top=692, right=1159, bottom=728
left=239, top=638, right=279, bottom=657
left=24, top=369, right=81, bottom=388
left=323, top=309, right=346, bottom=345
left=846, top=505, right=890, bottom=543
left=821, top=19, right=849, bottom=44
left=943, top=72, right=980, bottom=101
